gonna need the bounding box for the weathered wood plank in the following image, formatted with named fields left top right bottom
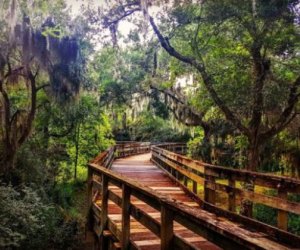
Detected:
left=152, top=146, right=300, bottom=193
left=277, top=188, right=288, bottom=231
left=228, top=177, right=236, bottom=212
left=122, top=184, right=131, bottom=250
left=161, top=206, right=174, bottom=250
left=101, top=174, right=109, bottom=232
left=206, top=181, right=300, bottom=214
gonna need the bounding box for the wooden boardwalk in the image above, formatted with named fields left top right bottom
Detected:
left=93, top=153, right=293, bottom=250
left=108, top=153, right=220, bottom=250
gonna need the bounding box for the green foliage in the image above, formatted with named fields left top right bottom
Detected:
left=253, top=203, right=277, bottom=227
left=129, top=111, right=189, bottom=142
left=0, top=183, right=79, bottom=249
left=288, top=194, right=300, bottom=235
left=289, top=214, right=300, bottom=235
left=187, top=128, right=208, bottom=160
left=89, top=46, right=148, bottom=106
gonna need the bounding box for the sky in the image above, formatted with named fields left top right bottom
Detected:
left=66, top=0, right=133, bottom=37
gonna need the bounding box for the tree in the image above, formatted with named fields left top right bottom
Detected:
left=95, top=0, right=300, bottom=172
left=0, top=1, right=82, bottom=178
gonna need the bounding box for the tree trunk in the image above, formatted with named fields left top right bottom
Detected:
left=247, top=143, right=260, bottom=171
left=240, top=138, right=260, bottom=217
left=202, top=126, right=212, bottom=163
left=74, top=123, right=81, bottom=180
left=1, top=143, right=16, bottom=181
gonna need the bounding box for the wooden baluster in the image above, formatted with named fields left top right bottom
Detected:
left=161, top=206, right=174, bottom=250
left=184, top=176, right=188, bottom=187
left=228, top=177, right=236, bottom=212
left=101, top=174, right=109, bottom=230
left=175, top=170, right=179, bottom=180
left=193, top=180, right=197, bottom=194
left=277, top=187, right=288, bottom=231
left=122, top=185, right=131, bottom=250
left=204, top=168, right=216, bottom=205
left=100, top=174, right=109, bottom=249
left=180, top=172, right=184, bottom=183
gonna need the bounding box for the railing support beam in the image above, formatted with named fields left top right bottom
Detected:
left=277, top=188, right=288, bottom=231
left=122, top=184, right=131, bottom=250
left=161, top=206, right=174, bottom=250
left=101, top=174, right=109, bottom=230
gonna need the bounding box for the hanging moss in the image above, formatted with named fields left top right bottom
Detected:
left=50, top=63, right=81, bottom=101
left=12, top=16, right=83, bottom=101
left=58, top=37, right=79, bottom=64
left=32, top=30, right=48, bottom=67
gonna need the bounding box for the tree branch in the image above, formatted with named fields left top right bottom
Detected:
left=36, top=83, right=50, bottom=92
left=260, top=76, right=300, bottom=142
left=150, top=84, right=206, bottom=126
left=18, top=68, right=37, bottom=146
left=149, top=16, right=250, bottom=137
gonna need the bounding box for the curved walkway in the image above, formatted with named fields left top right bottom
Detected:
left=101, top=153, right=290, bottom=250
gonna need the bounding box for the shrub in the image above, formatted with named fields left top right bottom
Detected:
left=0, top=183, right=79, bottom=249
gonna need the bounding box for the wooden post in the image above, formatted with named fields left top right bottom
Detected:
left=204, top=168, right=216, bottom=205
left=193, top=180, right=197, bottom=194
left=175, top=170, right=179, bottom=180
left=101, top=174, right=109, bottom=230
left=161, top=206, right=174, bottom=250
left=100, top=174, right=109, bottom=250
left=184, top=176, right=188, bottom=187
left=178, top=172, right=182, bottom=183
left=87, top=167, right=93, bottom=230
left=240, top=177, right=254, bottom=218
left=277, top=187, right=288, bottom=231
left=122, top=184, right=131, bottom=250
left=102, top=230, right=111, bottom=250
left=228, top=177, right=236, bottom=212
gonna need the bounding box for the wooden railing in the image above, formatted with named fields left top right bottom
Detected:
left=151, top=145, right=300, bottom=242
left=115, top=142, right=151, bottom=158
left=91, top=142, right=152, bottom=166
left=155, top=143, right=187, bottom=155
left=87, top=142, right=300, bottom=249
left=87, top=156, right=272, bottom=250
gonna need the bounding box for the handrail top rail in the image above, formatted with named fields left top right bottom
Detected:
left=116, top=141, right=186, bottom=147
left=90, top=146, right=115, bottom=164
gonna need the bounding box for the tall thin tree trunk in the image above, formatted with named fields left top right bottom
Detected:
left=74, top=123, right=80, bottom=180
